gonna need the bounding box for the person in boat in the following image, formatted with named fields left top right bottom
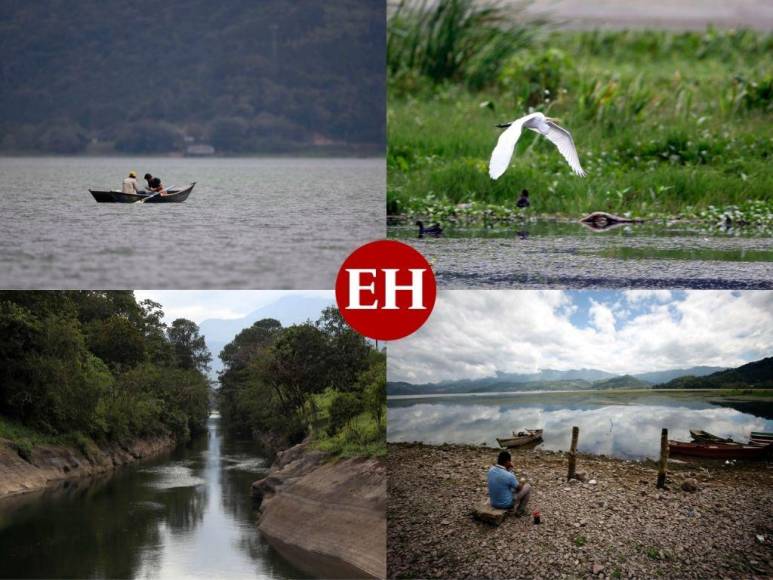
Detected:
left=487, top=450, right=531, bottom=515
left=122, top=171, right=140, bottom=194
left=144, top=173, right=167, bottom=196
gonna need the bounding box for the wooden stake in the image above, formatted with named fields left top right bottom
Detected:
left=567, top=426, right=579, bottom=481
left=657, top=428, right=669, bottom=489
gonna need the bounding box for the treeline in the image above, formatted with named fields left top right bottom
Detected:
left=654, top=357, right=773, bottom=389
left=0, top=0, right=385, bottom=154
left=219, top=307, right=385, bottom=456
left=0, top=291, right=211, bottom=446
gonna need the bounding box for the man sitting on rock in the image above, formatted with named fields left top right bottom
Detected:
left=487, top=450, right=531, bottom=516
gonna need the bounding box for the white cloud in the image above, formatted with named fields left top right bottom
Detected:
left=134, top=290, right=333, bottom=324
left=387, top=290, right=773, bottom=383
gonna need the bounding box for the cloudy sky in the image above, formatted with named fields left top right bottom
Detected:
left=135, top=290, right=332, bottom=324
left=387, top=290, right=773, bottom=384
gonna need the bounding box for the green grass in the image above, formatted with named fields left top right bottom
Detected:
left=0, top=416, right=100, bottom=462
left=388, top=5, right=773, bottom=224
left=313, top=412, right=386, bottom=458
left=574, top=535, right=587, bottom=547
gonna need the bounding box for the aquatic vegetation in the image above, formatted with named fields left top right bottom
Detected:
left=388, top=3, right=773, bottom=222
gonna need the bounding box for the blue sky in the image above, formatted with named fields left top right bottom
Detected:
left=388, top=290, right=772, bottom=383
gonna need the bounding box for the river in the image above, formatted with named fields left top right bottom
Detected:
left=0, top=157, right=384, bottom=289
left=387, top=390, right=773, bottom=459
left=0, top=415, right=307, bottom=579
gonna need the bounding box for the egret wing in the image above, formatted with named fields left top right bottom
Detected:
left=488, top=119, right=525, bottom=180
left=544, top=121, right=586, bottom=176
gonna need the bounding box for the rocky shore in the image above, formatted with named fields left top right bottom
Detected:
left=0, top=435, right=175, bottom=498
left=252, top=441, right=386, bottom=578
left=388, top=443, right=773, bottom=579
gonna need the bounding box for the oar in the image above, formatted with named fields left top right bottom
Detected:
left=138, top=185, right=177, bottom=204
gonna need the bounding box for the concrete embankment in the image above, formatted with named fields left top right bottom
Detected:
left=0, top=435, right=175, bottom=498
left=252, top=442, right=386, bottom=579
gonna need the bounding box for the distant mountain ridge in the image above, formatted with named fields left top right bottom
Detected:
left=387, top=365, right=729, bottom=396
left=654, top=357, right=773, bottom=389
left=199, top=295, right=334, bottom=380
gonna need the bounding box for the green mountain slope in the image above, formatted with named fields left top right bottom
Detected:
left=654, top=357, right=773, bottom=389
left=0, top=0, right=384, bottom=154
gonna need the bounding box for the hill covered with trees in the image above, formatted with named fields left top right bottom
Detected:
left=219, top=307, right=385, bottom=456
left=0, top=0, right=384, bottom=155
left=654, top=357, right=773, bottom=389
left=0, top=291, right=211, bottom=448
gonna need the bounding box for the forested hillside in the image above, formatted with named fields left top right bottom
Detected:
left=219, top=307, right=386, bottom=456
left=0, top=291, right=211, bottom=447
left=654, top=357, right=773, bottom=389
left=0, top=0, right=384, bottom=154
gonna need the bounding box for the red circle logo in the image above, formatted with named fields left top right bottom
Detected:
left=335, top=240, right=436, bottom=341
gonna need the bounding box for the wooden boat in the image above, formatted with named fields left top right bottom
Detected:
left=668, top=440, right=770, bottom=460
left=689, top=429, right=734, bottom=443
left=89, top=182, right=195, bottom=203
left=497, top=429, right=543, bottom=448
left=750, top=432, right=773, bottom=446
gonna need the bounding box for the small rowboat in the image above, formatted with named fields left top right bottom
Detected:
left=668, top=440, right=770, bottom=460
left=750, top=432, right=773, bottom=446
left=689, top=429, right=734, bottom=443
left=497, top=429, right=543, bottom=448
left=89, top=182, right=195, bottom=203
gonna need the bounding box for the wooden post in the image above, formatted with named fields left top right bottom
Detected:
left=567, top=426, right=579, bottom=481
left=657, top=428, right=669, bottom=489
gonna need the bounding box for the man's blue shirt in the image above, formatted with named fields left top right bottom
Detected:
left=487, top=464, right=518, bottom=509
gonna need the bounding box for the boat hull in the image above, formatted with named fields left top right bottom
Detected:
left=497, top=429, right=543, bottom=448
left=89, top=183, right=195, bottom=203
left=669, top=440, right=770, bottom=460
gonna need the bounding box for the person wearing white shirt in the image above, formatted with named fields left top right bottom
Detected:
left=122, top=171, right=140, bottom=194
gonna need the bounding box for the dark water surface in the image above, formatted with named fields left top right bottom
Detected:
left=0, top=416, right=305, bottom=579
left=388, top=221, right=773, bottom=289
left=387, top=390, right=773, bottom=459
left=0, top=157, right=384, bottom=289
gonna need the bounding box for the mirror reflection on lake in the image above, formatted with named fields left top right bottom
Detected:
left=0, top=415, right=306, bottom=579
left=387, top=391, right=773, bottom=459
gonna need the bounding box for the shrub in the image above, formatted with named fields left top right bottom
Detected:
left=328, top=392, right=363, bottom=435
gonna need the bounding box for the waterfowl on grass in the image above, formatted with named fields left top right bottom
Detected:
left=516, top=189, right=530, bottom=208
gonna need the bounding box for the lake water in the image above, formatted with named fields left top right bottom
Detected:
left=0, top=416, right=306, bottom=579
left=387, top=390, right=773, bottom=459
left=0, top=157, right=384, bottom=289
left=388, top=221, right=773, bottom=289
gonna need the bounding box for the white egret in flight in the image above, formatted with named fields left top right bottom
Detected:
left=489, top=112, right=586, bottom=179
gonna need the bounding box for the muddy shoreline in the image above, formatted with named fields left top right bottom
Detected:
left=387, top=442, right=773, bottom=579
left=0, top=435, right=176, bottom=499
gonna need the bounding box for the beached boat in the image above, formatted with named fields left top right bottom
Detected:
left=689, top=429, right=734, bottom=443
left=89, top=182, right=195, bottom=203
left=750, top=432, right=773, bottom=446
left=496, top=429, right=543, bottom=448
left=668, top=440, right=770, bottom=460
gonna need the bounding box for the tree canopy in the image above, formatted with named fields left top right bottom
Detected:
left=0, top=291, right=211, bottom=442
left=0, top=0, right=385, bottom=154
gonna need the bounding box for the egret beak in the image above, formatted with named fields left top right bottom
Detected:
left=546, top=117, right=559, bottom=124
left=495, top=123, right=512, bottom=128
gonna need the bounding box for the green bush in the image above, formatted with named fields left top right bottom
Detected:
left=328, top=392, right=363, bottom=435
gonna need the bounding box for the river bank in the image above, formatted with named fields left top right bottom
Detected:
left=253, top=441, right=387, bottom=578
left=387, top=442, right=773, bottom=579
left=0, top=435, right=175, bottom=498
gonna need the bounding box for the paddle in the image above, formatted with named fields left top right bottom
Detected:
left=138, top=185, right=177, bottom=204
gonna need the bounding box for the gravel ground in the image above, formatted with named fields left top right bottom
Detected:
left=387, top=443, right=773, bottom=579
